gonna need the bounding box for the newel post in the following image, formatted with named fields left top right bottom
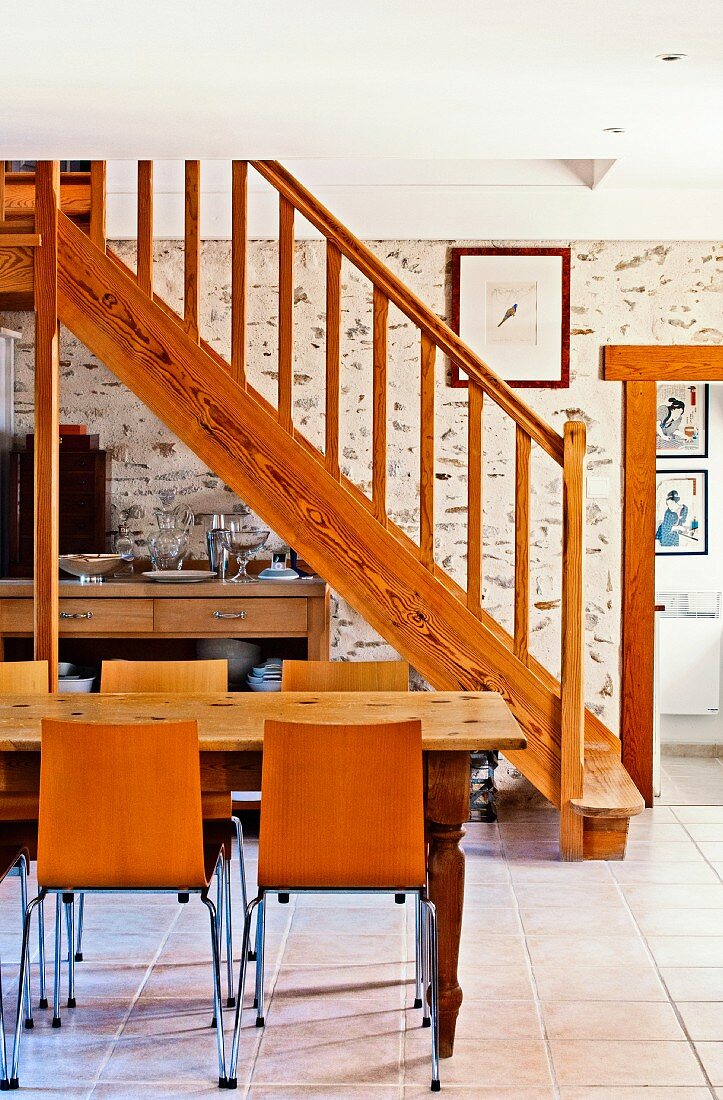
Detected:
left=560, top=420, right=586, bottom=860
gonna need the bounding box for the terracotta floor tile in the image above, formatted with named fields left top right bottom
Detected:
left=623, top=884, right=723, bottom=910
left=558, top=1089, right=713, bottom=1099
left=678, top=1002, right=723, bottom=1042
left=638, top=909, right=723, bottom=936
left=542, top=1000, right=685, bottom=1040
left=527, top=933, right=650, bottom=969
left=519, top=905, right=637, bottom=936
left=453, top=997, right=543, bottom=1040
left=251, top=1027, right=403, bottom=1085
left=405, top=1034, right=552, bottom=1088
left=648, top=936, right=723, bottom=968
left=662, top=968, right=723, bottom=1001
left=610, top=862, right=720, bottom=885
left=550, top=1039, right=706, bottom=1087
left=695, top=1042, right=723, bottom=1087
left=532, top=963, right=666, bottom=1002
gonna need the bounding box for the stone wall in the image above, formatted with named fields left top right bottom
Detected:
left=4, top=239, right=723, bottom=733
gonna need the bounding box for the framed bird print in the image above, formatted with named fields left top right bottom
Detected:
left=449, top=247, right=571, bottom=388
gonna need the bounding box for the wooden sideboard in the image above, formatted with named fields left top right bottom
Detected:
left=0, top=575, right=330, bottom=659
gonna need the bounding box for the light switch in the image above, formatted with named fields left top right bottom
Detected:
left=587, top=476, right=610, bottom=499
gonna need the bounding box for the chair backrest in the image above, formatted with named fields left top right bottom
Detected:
left=0, top=661, right=49, bottom=693
left=100, top=658, right=227, bottom=693
left=37, top=718, right=208, bottom=890
left=281, top=659, right=409, bottom=692
left=258, top=719, right=426, bottom=890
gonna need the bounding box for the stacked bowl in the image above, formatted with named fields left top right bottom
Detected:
left=247, top=658, right=283, bottom=692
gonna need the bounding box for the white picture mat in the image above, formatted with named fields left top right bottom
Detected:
left=458, top=254, right=563, bottom=383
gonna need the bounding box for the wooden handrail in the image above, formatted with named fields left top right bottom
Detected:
left=372, top=287, right=388, bottom=525
left=560, top=420, right=586, bottom=860
left=231, top=161, right=248, bottom=386
left=419, top=332, right=436, bottom=570
left=184, top=161, right=200, bottom=342
left=137, top=161, right=153, bottom=297
left=514, top=427, right=531, bottom=664
left=278, top=195, right=294, bottom=432
left=251, top=160, right=564, bottom=466
left=325, top=241, right=341, bottom=479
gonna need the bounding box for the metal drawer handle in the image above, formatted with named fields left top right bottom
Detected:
left=60, top=611, right=94, bottom=620
left=212, top=610, right=247, bottom=620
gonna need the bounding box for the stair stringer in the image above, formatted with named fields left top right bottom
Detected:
left=58, top=212, right=585, bottom=807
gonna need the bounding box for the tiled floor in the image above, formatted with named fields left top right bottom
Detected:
left=659, top=755, right=723, bottom=805
left=3, top=796, right=723, bottom=1097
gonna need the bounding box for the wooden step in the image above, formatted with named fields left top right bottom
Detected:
left=572, top=748, right=645, bottom=859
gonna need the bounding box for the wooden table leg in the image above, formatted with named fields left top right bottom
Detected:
left=425, top=750, right=468, bottom=1058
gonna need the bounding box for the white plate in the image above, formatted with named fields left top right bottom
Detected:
left=142, top=571, right=217, bottom=583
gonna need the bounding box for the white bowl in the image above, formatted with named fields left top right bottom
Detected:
left=58, top=662, right=96, bottom=693
left=248, top=680, right=281, bottom=693
left=59, top=554, right=122, bottom=579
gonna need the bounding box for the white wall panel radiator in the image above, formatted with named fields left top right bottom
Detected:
left=656, top=591, right=721, bottom=715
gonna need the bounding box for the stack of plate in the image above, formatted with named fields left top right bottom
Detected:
left=247, top=658, right=283, bottom=692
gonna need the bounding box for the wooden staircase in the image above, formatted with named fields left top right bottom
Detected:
left=0, top=161, right=644, bottom=859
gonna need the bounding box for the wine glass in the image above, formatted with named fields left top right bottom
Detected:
left=219, top=520, right=269, bottom=583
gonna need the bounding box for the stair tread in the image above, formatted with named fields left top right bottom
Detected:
left=572, top=748, right=645, bottom=819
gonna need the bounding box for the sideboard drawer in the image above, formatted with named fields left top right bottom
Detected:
left=0, top=599, right=154, bottom=635
left=153, top=598, right=308, bottom=636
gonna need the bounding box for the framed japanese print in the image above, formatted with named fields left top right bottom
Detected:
left=655, top=469, right=708, bottom=556
left=450, top=247, right=571, bottom=388
left=656, top=382, right=709, bottom=458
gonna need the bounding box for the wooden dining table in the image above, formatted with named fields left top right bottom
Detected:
left=0, top=689, right=525, bottom=1057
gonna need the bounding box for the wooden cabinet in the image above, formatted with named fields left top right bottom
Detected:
left=0, top=576, right=329, bottom=657
left=7, top=447, right=110, bottom=576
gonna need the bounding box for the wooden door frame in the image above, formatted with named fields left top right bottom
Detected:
left=604, top=346, right=723, bottom=805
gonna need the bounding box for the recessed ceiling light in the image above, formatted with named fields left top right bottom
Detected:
left=656, top=52, right=687, bottom=61
left=603, top=127, right=626, bottom=134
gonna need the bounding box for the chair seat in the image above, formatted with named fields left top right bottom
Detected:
left=0, top=844, right=28, bottom=883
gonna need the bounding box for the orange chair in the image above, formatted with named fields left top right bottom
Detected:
left=228, top=718, right=440, bottom=1092
left=0, top=661, right=49, bottom=1023
left=281, top=658, right=409, bottom=692
left=280, top=659, right=426, bottom=1007
left=10, top=718, right=232, bottom=1088
left=80, top=659, right=246, bottom=1003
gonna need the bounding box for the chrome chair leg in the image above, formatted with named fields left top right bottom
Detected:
left=17, top=856, right=33, bottom=1030
left=0, top=944, right=8, bottom=1089
left=75, top=894, right=85, bottom=961
left=413, top=893, right=423, bottom=1009
left=201, top=892, right=228, bottom=1088
left=253, top=895, right=265, bottom=1026
left=420, top=892, right=430, bottom=1029
left=52, top=894, right=62, bottom=1027
left=232, top=815, right=254, bottom=961
left=224, top=857, right=235, bottom=1008
left=228, top=895, right=262, bottom=1087
left=37, top=896, right=48, bottom=1009
left=10, top=892, right=45, bottom=1089
left=421, top=896, right=440, bottom=1092
left=211, top=855, right=224, bottom=1029
left=64, top=896, right=76, bottom=1008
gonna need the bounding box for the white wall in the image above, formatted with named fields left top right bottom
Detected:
left=657, top=384, right=723, bottom=745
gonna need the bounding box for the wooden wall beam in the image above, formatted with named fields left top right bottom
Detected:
left=621, top=381, right=656, bottom=805
left=33, top=162, right=61, bottom=689
left=605, top=345, right=723, bottom=381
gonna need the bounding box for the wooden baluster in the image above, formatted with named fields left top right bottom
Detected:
left=325, top=240, right=341, bottom=478
left=278, top=195, right=294, bottom=432
left=514, top=427, right=531, bottom=664
left=466, top=382, right=483, bottom=615
left=0, top=163, right=5, bottom=223
left=137, top=161, right=153, bottom=297
left=33, top=162, right=61, bottom=690
left=372, top=286, right=388, bottom=525
left=89, top=161, right=106, bottom=251
left=420, top=333, right=436, bottom=568
left=231, top=161, right=248, bottom=386
left=560, top=420, right=586, bottom=860
left=184, top=160, right=200, bottom=342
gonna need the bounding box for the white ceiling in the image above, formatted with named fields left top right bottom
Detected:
left=7, top=0, right=723, bottom=237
